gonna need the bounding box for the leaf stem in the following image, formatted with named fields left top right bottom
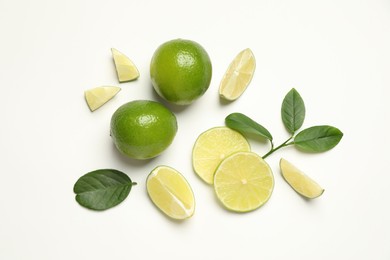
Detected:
left=270, top=141, right=274, bottom=151
left=262, top=136, right=294, bottom=159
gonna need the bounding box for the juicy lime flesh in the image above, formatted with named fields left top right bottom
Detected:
left=146, top=166, right=195, bottom=220
left=214, top=152, right=274, bottom=212
left=219, top=48, right=255, bottom=101
left=280, top=158, right=324, bottom=199
left=85, top=86, right=121, bottom=111
left=110, top=100, right=177, bottom=159
left=111, top=48, right=139, bottom=82
left=150, top=39, right=212, bottom=105
left=192, top=127, right=250, bottom=184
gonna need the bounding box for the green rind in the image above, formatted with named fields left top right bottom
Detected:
left=150, top=39, right=212, bottom=105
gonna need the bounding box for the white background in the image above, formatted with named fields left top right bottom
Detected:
left=1, top=0, right=389, bottom=259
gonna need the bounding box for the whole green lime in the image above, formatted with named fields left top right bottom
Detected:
left=150, top=39, right=212, bottom=105
left=110, top=100, right=178, bottom=159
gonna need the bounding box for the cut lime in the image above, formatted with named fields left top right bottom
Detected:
left=146, top=166, right=195, bottom=220
left=280, top=158, right=324, bottom=199
left=219, top=48, right=256, bottom=101
left=111, top=48, right=140, bottom=83
left=214, top=151, right=274, bottom=212
left=84, top=86, right=121, bottom=111
left=192, top=127, right=250, bottom=184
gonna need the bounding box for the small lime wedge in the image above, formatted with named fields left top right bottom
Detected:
left=84, top=86, right=121, bottom=111
left=214, top=151, right=274, bottom=212
left=219, top=48, right=256, bottom=101
left=280, top=158, right=324, bottom=199
left=111, top=48, right=140, bottom=83
left=146, top=166, right=195, bottom=220
left=192, top=127, right=250, bottom=184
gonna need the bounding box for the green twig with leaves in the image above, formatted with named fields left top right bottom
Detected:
left=225, top=88, right=343, bottom=158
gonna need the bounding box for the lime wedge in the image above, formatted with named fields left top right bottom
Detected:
left=214, top=151, right=274, bottom=212
left=146, top=166, right=195, bottom=220
left=280, top=158, right=324, bottom=199
left=84, top=86, right=121, bottom=111
left=111, top=48, right=140, bottom=83
left=192, top=127, right=250, bottom=184
left=218, top=48, right=256, bottom=101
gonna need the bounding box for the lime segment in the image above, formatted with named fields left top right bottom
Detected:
left=219, top=48, right=256, bottom=101
left=111, top=48, right=139, bottom=82
left=280, top=158, right=324, bottom=199
left=146, top=166, right=195, bottom=220
left=84, top=86, right=121, bottom=111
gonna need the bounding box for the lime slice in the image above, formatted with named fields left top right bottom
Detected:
left=111, top=48, right=140, bottom=83
left=280, top=158, right=324, bottom=199
left=84, top=86, right=121, bottom=111
left=192, top=127, right=250, bottom=184
left=214, top=151, right=274, bottom=212
left=218, top=48, right=256, bottom=101
left=146, top=166, right=195, bottom=220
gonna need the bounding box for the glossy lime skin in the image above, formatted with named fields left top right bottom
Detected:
left=150, top=39, right=212, bottom=105
left=110, top=100, right=178, bottom=159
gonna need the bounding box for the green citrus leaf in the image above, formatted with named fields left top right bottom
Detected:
left=294, top=125, right=343, bottom=152
left=74, top=169, right=136, bottom=211
left=225, top=112, right=273, bottom=141
left=281, top=88, right=305, bottom=134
